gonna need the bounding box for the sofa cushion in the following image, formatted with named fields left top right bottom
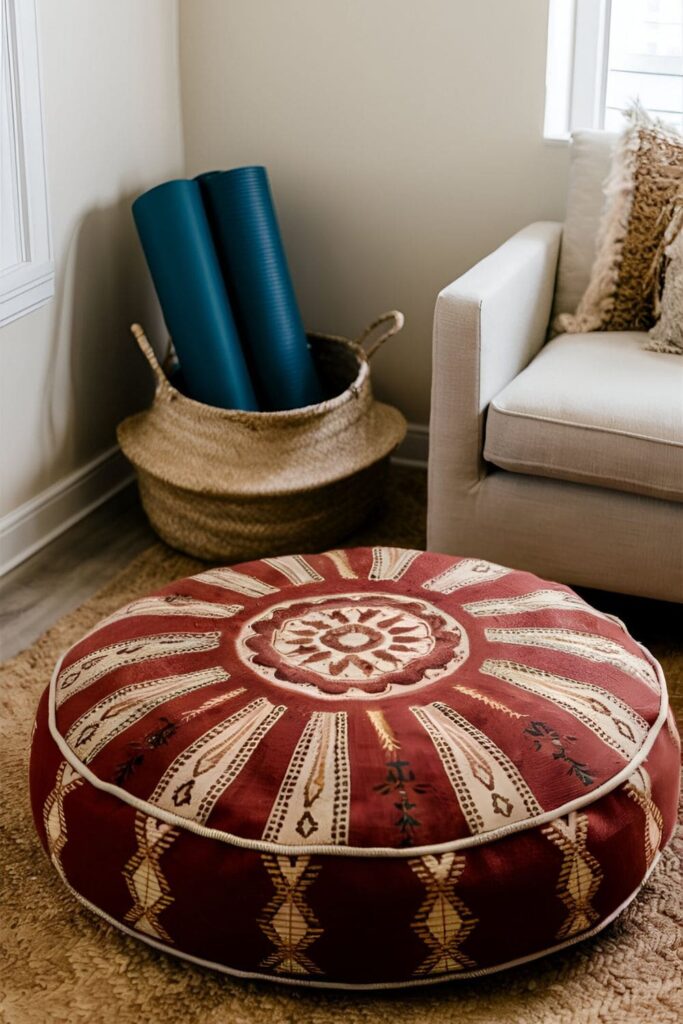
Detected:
left=557, top=109, right=683, bottom=335
left=552, top=131, right=616, bottom=321
left=484, top=332, right=683, bottom=502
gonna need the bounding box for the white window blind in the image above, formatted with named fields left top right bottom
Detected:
left=544, top=0, right=683, bottom=139
left=0, top=0, right=53, bottom=327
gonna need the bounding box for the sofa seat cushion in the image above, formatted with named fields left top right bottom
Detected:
left=484, top=332, right=683, bottom=502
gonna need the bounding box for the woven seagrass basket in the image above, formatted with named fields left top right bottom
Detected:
left=117, top=312, right=407, bottom=561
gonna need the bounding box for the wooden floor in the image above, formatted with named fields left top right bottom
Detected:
left=0, top=486, right=154, bottom=661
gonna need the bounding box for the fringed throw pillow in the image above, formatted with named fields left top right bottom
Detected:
left=556, top=106, right=683, bottom=335
left=647, top=196, right=683, bottom=355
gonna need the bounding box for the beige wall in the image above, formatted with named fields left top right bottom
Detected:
left=179, top=0, right=569, bottom=424
left=0, top=0, right=183, bottom=520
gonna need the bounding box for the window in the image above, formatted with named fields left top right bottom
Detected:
left=544, top=0, right=683, bottom=140
left=0, top=0, right=53, bottom=327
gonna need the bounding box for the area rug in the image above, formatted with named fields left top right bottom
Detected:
left=1, top=469, right=681, bottom=1023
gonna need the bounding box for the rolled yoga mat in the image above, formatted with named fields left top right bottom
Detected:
left=132, top=179, right=258, bottom=411
left=198, top=166, right=323, bottom=410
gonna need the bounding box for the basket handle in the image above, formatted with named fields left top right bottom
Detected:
left=130, top=324, right=174, bottom=400
left=355, top=310, right=404, bottom=359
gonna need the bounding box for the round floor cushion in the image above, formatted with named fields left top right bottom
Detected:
left=30, top=547, right=680, bottom=988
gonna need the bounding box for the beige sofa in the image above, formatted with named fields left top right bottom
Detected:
left=427, top=131, right=683, bottom=602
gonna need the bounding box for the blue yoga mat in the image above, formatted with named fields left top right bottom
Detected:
left=132, top=179, right=258, bottom=411
left=198, top=166, right=323, bottom=411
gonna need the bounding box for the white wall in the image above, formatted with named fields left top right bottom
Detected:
left=0, top=0, right=183, bottom=567
left=179, top=0, right=569, bottom=425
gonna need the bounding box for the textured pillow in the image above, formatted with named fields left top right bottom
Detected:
left=647, top=198, right=683, bottom=355
left=556, top=106, right=683, bottom=335
left=29, top=548, right=680, bottom=988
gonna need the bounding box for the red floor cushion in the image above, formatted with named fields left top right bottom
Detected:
left=30, top=547, right=680, bottom=988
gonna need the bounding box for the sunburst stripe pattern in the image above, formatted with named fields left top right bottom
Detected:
left=480, top=659, right=649, bottom=760
left=65, top=667, right=233, bottom=763
left=484, top=627, right=659, bottom=692
left=262, top=712, right=350, bottom=845
left=149, top=698, right=286, bottom=823
left=56, top=632, right=222, bottom=707
left=412, top=702, right=542, bottom=833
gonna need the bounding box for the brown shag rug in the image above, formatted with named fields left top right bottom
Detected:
left=1, top=468, right=681, bottom=1023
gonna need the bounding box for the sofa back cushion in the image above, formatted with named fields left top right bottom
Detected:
left=552, top=130, right=617, bottom=320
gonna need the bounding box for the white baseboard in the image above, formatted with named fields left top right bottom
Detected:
left=393, top=422, right=429, bottom=468
left=0, top=446, right=134, bottom=577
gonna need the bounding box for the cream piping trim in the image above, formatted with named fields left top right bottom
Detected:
left=57, top=852, right=663, bottom=990
left=47, top=641, right=669, bottom=860
left=489, top=401, right=683, bottom=448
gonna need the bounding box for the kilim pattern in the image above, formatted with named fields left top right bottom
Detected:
left=65, top=667, right=231, bottom=763
left=484, top=627, right=660, bottom=692
left=263, top=555, right=323, bottom=586
left=543, top=811, right=603, bottom=939
left=258, top=855, right=323, bottom=975
left=412, top=701, right=542, bottom=833
left=55, top=631, right=222, bottom=707
left=463, top=589, right=594, bottom=618
left=42, top=761, right=84, bottom=880
left=323, top=549, right=358, bottom=579
left=150, top=697, right=286, bottom=822
left=123, top=812, right=179, bottom=942
left=369, top=547, right=421, bottom=581
left=262, top=711, right=350, bottom=844
left=193, top=567, right=278, bottom=597
left=409, top=853, right=477, bottom=974
left=481, top=660, right=649, bottom=760
left=83, top=594, right=243, bottom=639
left=423, top=559, right=512, bottom=594
left=625, top=767, right=664, bottom=870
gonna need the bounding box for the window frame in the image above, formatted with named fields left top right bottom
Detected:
left=0, top=0, right=53, bottom=328
left=545, top=0, right=683, bottom=141
left=544, top=0, right=613, bottom=141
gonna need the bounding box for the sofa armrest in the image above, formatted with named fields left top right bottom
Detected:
left=428, top=222, right=562, bottom=514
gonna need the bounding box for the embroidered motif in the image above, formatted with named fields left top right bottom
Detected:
left=43, top=761, right=84, bottom=880
left=482, top=659, right=649, bottom=760
left=366, top=709, right=401, bottom=751
left=369, top=547, right=421, bottom=581
left=524, top=721, right=595, bottom=786
left=193, top=567, right=278, bottom=597
left=456, top=685, right=527, bottom=719
left=484, top=627, right=659, bottom=692
left=65, top=667, right=233, bottom=764
left=423, top=558, right=512, bottom=594
left=84, top=594, right=243, bottom=638
left=123, top=812, right=179, bottom=942
left=149, top=698, right=286, bottom=822
left=239, top=591, right=468, bottom=699
left=543, top=811, right=603, bottom=939
left=55, top=631, right=221, bottom=707
left=374, top=759, right=430, bottom=847
left=625, top=767, right=663, bottom=869
left=413, top=702, right=542, bottom=834
left=409, top=853, right=477, bottom=974
left=263, top=712, right=350, bottom=845
left=323, top=549, right=358, bottom=579
left=463, top=589, right=594, bottom=618
left=259, top=855, right=323, bottom=975
left=263, top=555, right=324, bottom=586
left=111, top=688, right=247, bottom=786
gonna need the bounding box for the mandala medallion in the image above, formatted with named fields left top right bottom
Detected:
left=237, top=591, right=469, bottom=698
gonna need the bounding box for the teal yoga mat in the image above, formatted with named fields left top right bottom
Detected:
left=132, top=180, right=258, bottom=411
left=198, top=166, right=323, bottom=411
